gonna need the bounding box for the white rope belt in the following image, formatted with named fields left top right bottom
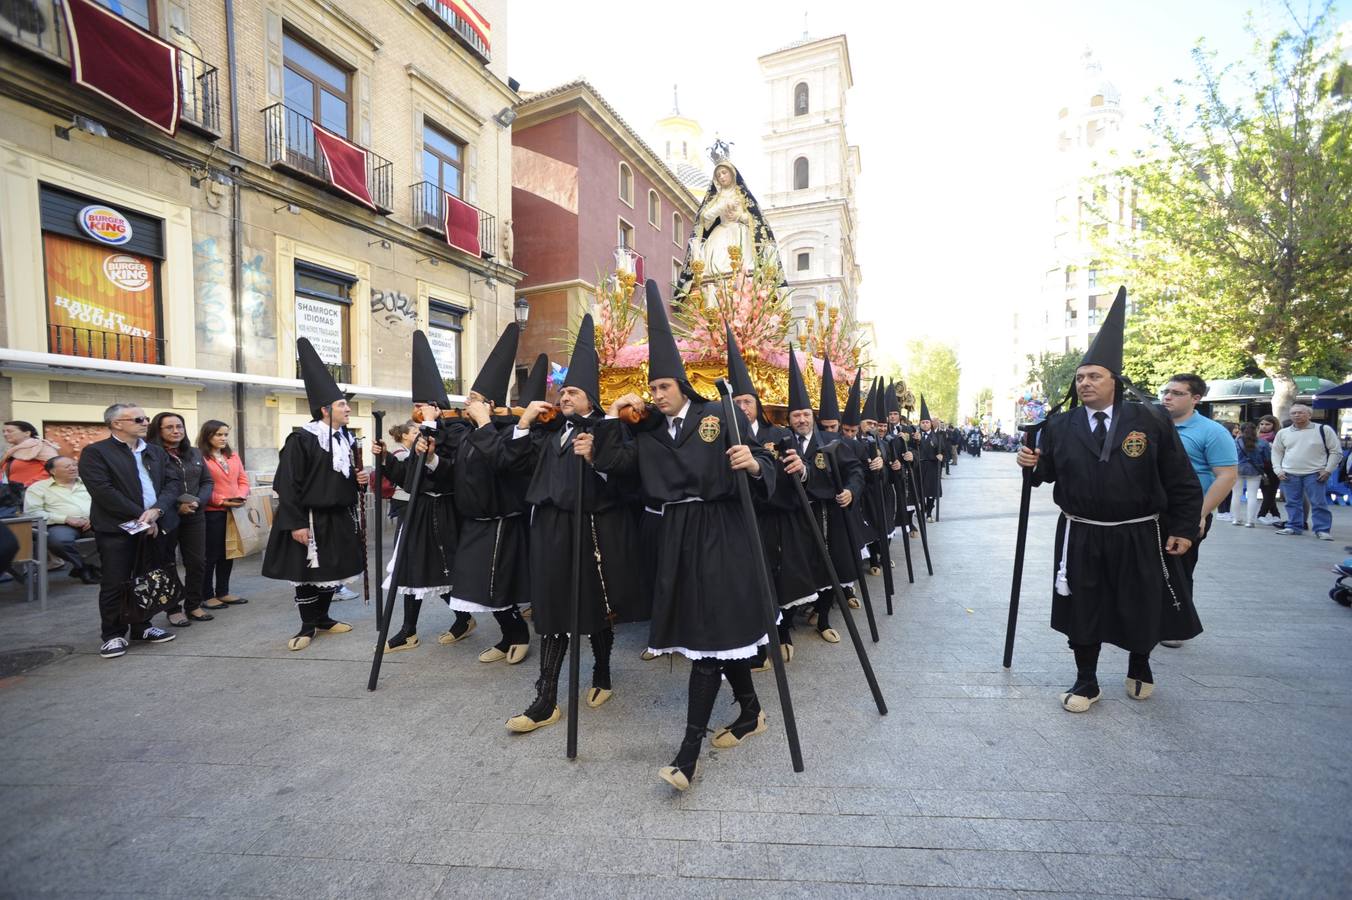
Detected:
left=1063, top=513, right=1158, bottom=527
left=1057, top=512, right=1181, bottom=611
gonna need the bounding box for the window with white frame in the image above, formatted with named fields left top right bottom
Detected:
left=618, top=163, right=633, bottom=206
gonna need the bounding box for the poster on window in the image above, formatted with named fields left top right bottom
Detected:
left=427, top=325, right=459, bottom=386
left=295, top=296, right=345, bottom=366
left=44, top=232, right=159, bottom=363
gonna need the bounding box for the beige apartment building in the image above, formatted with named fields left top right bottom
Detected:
left=0, top=0, right=520, bottom=470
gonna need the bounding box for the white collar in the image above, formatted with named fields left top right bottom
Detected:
left=1085, top=405, right=1113, bottom=427
left=302, top=421, right=353, bottom=477
left=667, top=400, right=692, bottom=430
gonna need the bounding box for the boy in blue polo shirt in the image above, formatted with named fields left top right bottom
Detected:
left=1159, top=373, right=1238, bottom=647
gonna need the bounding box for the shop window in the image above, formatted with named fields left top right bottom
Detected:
left=283, top=31, right=350, bottom=136
left=423, top=121, right=465, bottom=199
left=294, top=261, right=354, bottom=383
left=40, top=185, right=164, bottom=365
left=428, top=300, right=465, bottom=396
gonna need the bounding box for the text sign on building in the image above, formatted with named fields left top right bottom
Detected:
left=44, top=233, right=158, bottom=363
left=295, top=296, right=345, bottom=366
left=427, top=325, right=459, bottom=383
left=77, top=205, right=133, bottom=246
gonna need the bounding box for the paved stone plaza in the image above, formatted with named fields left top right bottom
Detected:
left=2, top=454, right=1349, bottom=898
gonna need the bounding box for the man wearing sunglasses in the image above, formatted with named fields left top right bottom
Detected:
left=79, top=403, right=184, bottom=659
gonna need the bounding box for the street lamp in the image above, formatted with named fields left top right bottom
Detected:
left=513, top=296, right=530, bottom=331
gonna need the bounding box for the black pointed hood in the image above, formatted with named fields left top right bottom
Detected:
left=725, top=325, right=756, bottom=399
left=411, top=330, right=451, bottom=408
left=1080, top=285, right=1127, bottom=376
left=818, top=358, right=840, bottom=421
left=884, top=380, right=899, bottom=417
left=919, top=395, right=932, bottom=422
left=841, top=369, right=863, bottom=427
left=787, top=345, right=812, bottom=413
left=871, top=377, right=887, bottom=423
left=471, top=322, right=519, bottom=407
left=563, top=314, right=601, bottom=407
left=645, top=278, right=707, bottom=401
left=861, top=377, right=879, bottom=423
left=521, top=353, right=549, bottom=404
left=297, top=337, right=344, bottom=419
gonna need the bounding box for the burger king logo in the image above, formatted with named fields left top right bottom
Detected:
left=78, top=205, right=132, bottom=246
left=102, top=254, right=151, bottom=292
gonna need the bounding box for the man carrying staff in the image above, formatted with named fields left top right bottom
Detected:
left=374, top=331, right=462, bottom=654
left=913, top=397, right=944, bottom=522
left=1016, top=291, right=1203, bottom=711
left=592, top=280, right=779, bottom=792
left=437, top=323, right=533, bottom=665
left=262, top=338, right=369, bottom=651
left=858, top=379, right=895, bottom=575
left=504, top=315, right=640, bottom=732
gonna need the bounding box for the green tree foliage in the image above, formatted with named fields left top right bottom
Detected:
left=1101, top=4, right=1352, bottom=419
left=1025, top=349, right=1083, bottom=404
left=973, top=386, right=994, bottom=422
left=904, top=340, right=961, bottom=422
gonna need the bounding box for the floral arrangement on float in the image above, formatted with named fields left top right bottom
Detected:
left=577, top=248, right=865, bottom=410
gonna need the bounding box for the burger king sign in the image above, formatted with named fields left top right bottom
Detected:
left=78, top=205, right=132, bottom=246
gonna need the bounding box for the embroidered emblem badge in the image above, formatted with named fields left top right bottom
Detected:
left=763, top=441, right=779, bottom=459
left=698, top=415, right=721, bottom=443
left=1122, top=431, right=1148, bottom=458
left=814, top=452, right=827, bottom=470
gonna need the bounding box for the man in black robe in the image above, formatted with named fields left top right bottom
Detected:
left=913, top=397, right=944, bottom=521
left=1017, top=290, right=1203, bottom=711
left=505, top=316, right=641, bottom=732
left=374, top=330, right=462, bottom=654
left=858, top=378, right=896, bottom=574
left=262, top=338, right=369, bottom=651
left=436, top=324, right=533, bottom=666
left=592, top=280, right=778, bottom=792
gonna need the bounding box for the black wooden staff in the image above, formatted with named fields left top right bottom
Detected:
left=907, top=463, right=935, bottom=576
left=367, top=430, right=431, bottom=691
left=1002, top=422, right=1043, bottom=670
left=894, top=457, right=916, bottom=584
left=716, top=379, right=803, bottom=773
left=824, top=451, right=880, bottom=644
left=566, top=419, right=586, bottom=759
left=371, top=410, right=385, bottom=632
left=780, top=438, right=886, bottom=714
left=867, top=436, right=895, bottom=615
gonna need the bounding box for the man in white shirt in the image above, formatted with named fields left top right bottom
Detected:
left=1272, top=404, right=1341, bottom=540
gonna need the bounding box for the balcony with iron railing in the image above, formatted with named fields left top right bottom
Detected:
left=265, top=104, right=393, bottom=212
left=0, top=0, right=220, bottom=136
left=410, top=181, right=496, bottom=260
left=415, top=0, right=491, bottom=62
left=49, top=324, right=165, bottom=365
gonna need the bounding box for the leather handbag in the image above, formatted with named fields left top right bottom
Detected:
left=119, top=535, right=184, bottom=624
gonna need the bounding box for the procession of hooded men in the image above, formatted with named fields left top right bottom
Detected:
left=118, top=158, right=1206, bottom=793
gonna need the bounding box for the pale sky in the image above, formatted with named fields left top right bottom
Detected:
left=507, top=0, right=1345, bottom=401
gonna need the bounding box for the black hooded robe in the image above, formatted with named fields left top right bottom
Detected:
left=261, top=429, right=364, bottom=587
left=1033, top=401, right=1204, bottom=652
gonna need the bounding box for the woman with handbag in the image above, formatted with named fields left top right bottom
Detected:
left=198, top=420, right=250, bottom=612
left=149, top=413, right=214, bottom=626
left=1, top=421, right=59, bottom=516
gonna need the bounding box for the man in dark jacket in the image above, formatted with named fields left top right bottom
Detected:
left=79, top=403, right=184, bottom=659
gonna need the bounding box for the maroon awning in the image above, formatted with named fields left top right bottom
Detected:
left=443, top=193, right=481, bottom=257
left=64, top=0, right=180, bottom=136
left=313, top=124, right=376, bottom=211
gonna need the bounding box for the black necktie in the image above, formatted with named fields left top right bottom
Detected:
left=800, top=436, right=809, bottom=456
left=1092, top=411, right=1107, bottom=451
left=671, top=416, right=683, bottom=439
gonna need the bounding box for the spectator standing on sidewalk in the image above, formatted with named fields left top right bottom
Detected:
left=149, top=413, right=213, bottom=626
left=199, top=420, right=250, bottom=612
left=1215, top=423, right=1242, bottom=521
left=79, top=403, right=183, bottom=659
left=1160, top=374, right=1237, bottom=648
left=1230, top=423, right=1270, bottom=528
left=1272, top=404, right=1342, bottom=540
left=1255, top=416, right=1283, bottom=523
left=23, top=456, right=100, bottom=583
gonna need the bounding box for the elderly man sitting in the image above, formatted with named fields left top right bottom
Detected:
left=23, top=456, right=100, bottom=584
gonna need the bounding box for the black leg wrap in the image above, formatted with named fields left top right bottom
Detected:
left=673, top=659, right=722, bottom=772
left=492, top=606, right=528, bottom=651
left=814, top=594, right=832, bottom=632
left=589, top=627, right=614, bottom=690
left=719, top=659, right=763, bottom=737
left=525, top=634, right=568, bottom=722
left=313, top=591, right=339, bottom=628
left=402, top=594, right=423, bottom=635
left=1127, top=651, right=1153, bottom=683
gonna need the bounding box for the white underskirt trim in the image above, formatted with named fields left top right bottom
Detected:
left=288, top=576, right=356, bottom=588
left=447, top=595, right=513, bottom=613
left=782, top=592, right=818, bottom=609
left=647, top=633, right=769, bottom=661
left=392, top=584, right=453, bottom=600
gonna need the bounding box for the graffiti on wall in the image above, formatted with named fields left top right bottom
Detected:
left=371, top=288, right=416, bottom=328
left=193, top=237, right=231, bottom=349
left=242, top=253, right=274, bottom=341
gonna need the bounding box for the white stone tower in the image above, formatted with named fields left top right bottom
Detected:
left=757, top=33, right=862, bottom=325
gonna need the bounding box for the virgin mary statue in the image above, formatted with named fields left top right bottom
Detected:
left=675, top=154, right=780, bottom=300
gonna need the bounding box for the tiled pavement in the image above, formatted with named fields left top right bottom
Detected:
left=1, top=453, right=1349, bottom=898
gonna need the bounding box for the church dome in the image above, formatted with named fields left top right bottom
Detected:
left=1078, top=49, right=1120, bottom=108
